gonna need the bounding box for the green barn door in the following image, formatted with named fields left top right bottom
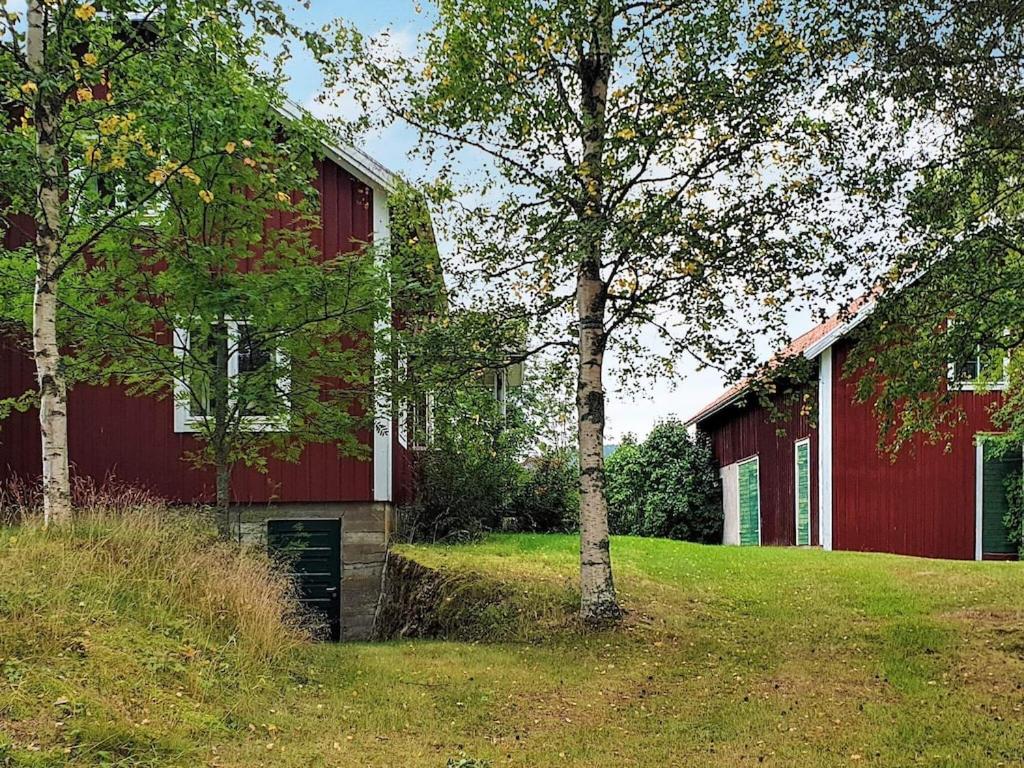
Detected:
left=795, top=439, right=811, bottom=546
left=980, top=441, right=1021, bottom=559
left=738, top=457, right=760, bottom=546
left=267, top=519, right=342, bottom=641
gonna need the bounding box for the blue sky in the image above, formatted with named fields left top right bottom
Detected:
left=273, top=2, right=820, bottom=441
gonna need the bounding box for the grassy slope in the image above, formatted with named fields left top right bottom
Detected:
left=3, top=526, right=1024, bottom=767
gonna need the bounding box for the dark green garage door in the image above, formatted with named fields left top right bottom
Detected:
left=980, top=442, right=1021, bottom=560
left=267, top=519, right=342, bottom=641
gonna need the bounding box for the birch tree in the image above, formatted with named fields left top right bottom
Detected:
left=0, top=0, right=327, bottom=524
left=333, top=0, right=845, bottom=622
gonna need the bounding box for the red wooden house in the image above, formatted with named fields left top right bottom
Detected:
left=0, top=122, right=433, bottom=640
left=687, top=304, right=1019, bottom=561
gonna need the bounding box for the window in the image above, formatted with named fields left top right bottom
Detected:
left=173, top=321, right=289, bottom=433
left=948, top=349, right=1008, bottom=391
left=480, top=368, right=509, bottom=418
left=794, top=439, right=811, bottom=547
left=409, top=391, right=433, bottom=450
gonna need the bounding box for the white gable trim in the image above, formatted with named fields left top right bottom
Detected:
left=802, top=304, right=875, bottom=361
left=277, top=101, right=398, bottom=194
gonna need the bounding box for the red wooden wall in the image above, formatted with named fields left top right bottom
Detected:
left=831, top=338, right=1001, bottom=560
left=699, top=387, right=818, bottom=547
left=0, top=159, right=385, bottom=505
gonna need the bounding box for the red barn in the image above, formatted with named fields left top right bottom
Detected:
left=0, top=121, right=435, bottom=639
left=687, top=306, right=1019, bottom=561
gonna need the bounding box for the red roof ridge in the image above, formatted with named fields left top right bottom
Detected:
left=685, top=296, right=872, bottom=426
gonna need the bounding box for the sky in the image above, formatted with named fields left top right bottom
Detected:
left=268, top=1, right=824, bottom=442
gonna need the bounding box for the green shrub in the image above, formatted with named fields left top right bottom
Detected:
left=605, top=438, right=644, bottom=535
left=513, top=448, right=579, bottom=532
left=400, top=388, right=530, bottom=542
left=399, top=381, right=580, bottom=541
left=605, top=419, right=722, bottom=543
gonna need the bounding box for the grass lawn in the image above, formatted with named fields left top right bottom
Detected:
left=3, top=523, right=1024, bottom=767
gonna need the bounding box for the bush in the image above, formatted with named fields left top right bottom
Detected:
left=605, top=438, right=644, bottom=535
left=513, top=448, right=578, bottom=532
left=398, top=386, right=579, bottom=542
left=605, top=419, right=722, bottom=543
left=399, top=388, right=529, bottom=542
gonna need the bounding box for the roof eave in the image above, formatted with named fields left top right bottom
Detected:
left=685, top=391, right=748, bottom=427
left=276, top=100, right=399, bottom=194
left=801, top=304, right=874, bottom=360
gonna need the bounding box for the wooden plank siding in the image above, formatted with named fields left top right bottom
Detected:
left=830, top=338, right=1003, bottom=560
left=0, top=159, right=384, bottom=505
left=698, top=387, right=818, bottom=547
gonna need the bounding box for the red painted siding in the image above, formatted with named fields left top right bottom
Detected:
left=699, top=387, right=818, bottom=547
left=831, top=338, right=1000, bottom=560
left=0, top=159, right=379, bottom=505
left=392, top=433, right=415, bottom=508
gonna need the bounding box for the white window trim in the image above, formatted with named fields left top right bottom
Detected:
left=172, top=322, right=290, bottom=434
left=737, top=454, right=761, bottom=547
left=794, top=438, right=811, bottom=547
left=409, top=392, right=434, bottom=451
left=494, top=368, right=508, bottom=419
left=947, top=342, right=1010, bottom=392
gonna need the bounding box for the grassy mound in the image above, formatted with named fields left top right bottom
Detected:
left=373, top=550, right=578, bottom=642
left=3, top=526, right=1024, bottom=767
left=0, top=507, right=310, bottom=766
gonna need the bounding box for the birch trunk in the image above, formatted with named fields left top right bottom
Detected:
left=27, top=0, right=73, bottom=526
left=212, top=319, right=232, bottom=512
left=576, top=0, right=621, bottom=623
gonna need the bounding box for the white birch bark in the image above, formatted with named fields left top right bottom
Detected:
left=27, top=0, right=73, bottom=525
left=576, top=0, right=622, bottom=623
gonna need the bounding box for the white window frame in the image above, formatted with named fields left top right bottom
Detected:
left=947, top=332, right=1010, bottom=392
left=948, top=355, right=1008, bottom=391
left=793, top=438, right=811, bottom=547
left=173, top=321, right=290, bottom=434
left=493, top=367, right=508, bottom=418
left=409, top=392, right=434, bottom=451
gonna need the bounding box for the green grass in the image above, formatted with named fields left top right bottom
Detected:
left=3, top=521, right=1024, bottom=767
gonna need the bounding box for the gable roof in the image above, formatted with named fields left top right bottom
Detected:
left=278, top=101, right=399, bottom=194
left=685, top=296, right=875, bottom=426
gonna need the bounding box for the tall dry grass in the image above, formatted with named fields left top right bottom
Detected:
left=0, top=478, right=313, bottom=666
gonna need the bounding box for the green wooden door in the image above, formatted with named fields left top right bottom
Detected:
left=795, top=440, right=811, bottom=546
left=981, top=442, right=1021, bottom=559
left=738, top=458, right=760, bottom=546
left=267, top=519, right=342, bottom=641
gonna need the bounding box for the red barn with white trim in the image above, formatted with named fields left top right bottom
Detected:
left=687, top=306, right=1018, bottom=561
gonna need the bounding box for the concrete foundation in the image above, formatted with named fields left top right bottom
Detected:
left=226, top=502, right=393, bottom=641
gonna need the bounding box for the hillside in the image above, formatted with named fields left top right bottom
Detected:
left=2, top=517, right=1024, bottom=767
